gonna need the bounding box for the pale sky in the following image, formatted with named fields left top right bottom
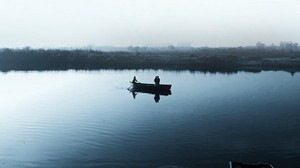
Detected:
left=0, top=0, right=300, bottom=48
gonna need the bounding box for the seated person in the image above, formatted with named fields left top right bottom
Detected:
left=132, top=76, right=138, bottom=83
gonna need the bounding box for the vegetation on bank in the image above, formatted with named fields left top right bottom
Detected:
left=0, top=44, right=300, bottom=73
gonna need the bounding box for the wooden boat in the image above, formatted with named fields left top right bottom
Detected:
left=130, top=82, right=172, bottom=91
left=129, top=86, right=171, bottom=96
left=229, top=161, right=274, bottom=168
left=128, top=82, right=171, bottom=102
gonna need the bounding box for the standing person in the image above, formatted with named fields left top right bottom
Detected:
left=154, top=76, right=160, bottom=85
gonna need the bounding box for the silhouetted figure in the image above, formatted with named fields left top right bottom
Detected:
left=154, top=94, right=160, bottom=103
left=154, top=76, right=160, bottom=85
left=132, top=76, right=138, bottom=83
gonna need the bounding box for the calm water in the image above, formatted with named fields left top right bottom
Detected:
left=0, top=70, right=300, bottom=168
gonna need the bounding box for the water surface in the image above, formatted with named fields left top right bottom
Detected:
left=0, top=70, right=299, bottom=168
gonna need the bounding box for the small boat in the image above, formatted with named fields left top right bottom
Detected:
left=128, top=82, right=172, bottom=103
left=229, top=161, right=274, bottom=168
left=130, top=82, right=172, bottom=91
left=128, top=86, right=172, bottom=96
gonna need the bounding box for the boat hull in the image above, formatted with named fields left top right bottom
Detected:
left=131, top=82, right=172, bottom=91
left=130, top=87, right=172, bottom=96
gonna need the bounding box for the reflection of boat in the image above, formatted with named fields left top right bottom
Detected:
left=131, top=82, right=172, bottom=91
left=229, top=161, right=274, bottom=168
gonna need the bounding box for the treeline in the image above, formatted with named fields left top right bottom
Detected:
left=0, top=46, right=300, bottom=72
left=127, top=41, right=300, bottom=52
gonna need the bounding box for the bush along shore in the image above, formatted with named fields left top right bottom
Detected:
left=1, top=47, right=300, bottom=73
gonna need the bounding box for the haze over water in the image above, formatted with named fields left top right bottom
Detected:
left=1, top=0, right=300, bottom=48
left=0, top=70, right=299, bottom=168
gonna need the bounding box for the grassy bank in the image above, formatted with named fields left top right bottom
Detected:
left=1, top=47, right=300, bottom=73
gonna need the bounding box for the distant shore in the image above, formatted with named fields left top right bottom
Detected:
left=1, top=47, right=300, bottom=74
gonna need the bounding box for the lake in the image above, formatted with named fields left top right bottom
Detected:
left=0, top=70, right=299, bottom=168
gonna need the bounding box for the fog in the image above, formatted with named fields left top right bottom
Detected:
left=0, top=0, right=300, bottom=48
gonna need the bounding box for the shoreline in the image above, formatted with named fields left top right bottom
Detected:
left=1, top=48, right=300, bottom=74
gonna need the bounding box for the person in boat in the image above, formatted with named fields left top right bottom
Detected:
left=154, top=76, right=160, bottom=85
left=132, top=76, right=138, bottom=83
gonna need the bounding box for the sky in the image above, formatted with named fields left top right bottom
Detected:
left=0, top=0, right=300, bottom=48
